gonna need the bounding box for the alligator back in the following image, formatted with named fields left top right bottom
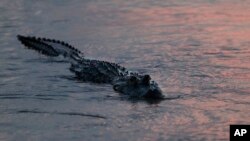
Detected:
left=17, top=35, right=126, bottom=83
left=70, top=59, right=126, bottom=83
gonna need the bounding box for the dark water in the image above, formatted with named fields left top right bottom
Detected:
left=1, top=0, right=250, bottom=140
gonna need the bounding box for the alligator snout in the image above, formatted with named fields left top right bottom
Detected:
left=144, top=88, right=164, bottom=99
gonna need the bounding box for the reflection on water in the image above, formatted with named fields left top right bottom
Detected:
left=1, top=0, right=250, bottom=140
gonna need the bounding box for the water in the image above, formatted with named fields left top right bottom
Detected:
left=1, top=0, right=250, bottom=140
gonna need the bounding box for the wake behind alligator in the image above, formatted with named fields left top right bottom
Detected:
left=17, top=35, right=165, bottom=99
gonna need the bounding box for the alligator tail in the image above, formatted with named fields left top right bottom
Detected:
left=17, top=35, right=84, bottom=63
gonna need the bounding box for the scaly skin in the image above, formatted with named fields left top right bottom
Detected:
left=17, top=35, right=164, bottom=99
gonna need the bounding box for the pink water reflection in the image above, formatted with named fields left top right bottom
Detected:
left=117, top=1, right=250, bottom=140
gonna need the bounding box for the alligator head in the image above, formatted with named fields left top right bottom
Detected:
left=112, top=74, right=164, bottom=99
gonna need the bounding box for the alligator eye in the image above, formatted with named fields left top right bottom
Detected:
left=142, top=75, right=151, bottom=85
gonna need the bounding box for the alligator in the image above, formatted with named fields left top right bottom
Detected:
left=17, top=35, right=165, bottom=99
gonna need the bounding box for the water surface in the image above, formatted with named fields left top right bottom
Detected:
left=1, top=0, right=250, bottom=140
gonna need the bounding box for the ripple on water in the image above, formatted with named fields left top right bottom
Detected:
left=1, top=0, right=250, bottom=141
